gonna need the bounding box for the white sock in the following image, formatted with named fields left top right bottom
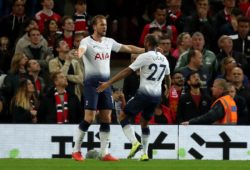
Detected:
left=100, top=131, right=110, bottom=157
left=122, top=125, right=138, bottom=145
left=142, top=134, right=149, bottom=155
left=73, top=128, right=85, bottom=153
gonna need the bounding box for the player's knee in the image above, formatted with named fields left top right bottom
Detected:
left=84, top=115, right=96, bottom=123
left=118, top=111, right=127, bottom=122
left=142, top=127, right=150, bottom=135
left=100, top=123, right=110, bottom=132
left=79, top=120, right=91, bottom=131
left=120, top=117, right=130, bottom=128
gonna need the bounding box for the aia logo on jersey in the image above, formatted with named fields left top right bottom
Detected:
left=95, top=53, right=110, bottom=60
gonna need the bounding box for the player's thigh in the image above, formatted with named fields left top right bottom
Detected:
left=124, top=95, right=145, bottom=117
left=141, top=102, right=159, bottom=121
left=84, top=85, right=99, bottom=110
left=97, top=87, right=113, bottom=110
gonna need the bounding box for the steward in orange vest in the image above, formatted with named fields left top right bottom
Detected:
left=181, top=78, right=238, bottom=125
left=210, top=95, right=237, bottom=124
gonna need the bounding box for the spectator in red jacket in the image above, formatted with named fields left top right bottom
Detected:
left=139, top=3, right=177, bottom=47
left=35, top=0, right=61, bottom=33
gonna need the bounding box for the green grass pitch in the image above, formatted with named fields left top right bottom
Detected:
left=1, top=159, right=250, bottom=170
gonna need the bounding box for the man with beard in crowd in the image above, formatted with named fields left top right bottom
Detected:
left=176, top=71, right=211, bottom=123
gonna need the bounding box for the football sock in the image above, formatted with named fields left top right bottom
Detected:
left=73, top=121, right=90, bottom=152
left=73, top=127, right=86, bottom=152
left=122, top=124, right=138, bottom=145
left=100, top=123, right=110, bottom=157
left=141, top=127, right=150, bottom=155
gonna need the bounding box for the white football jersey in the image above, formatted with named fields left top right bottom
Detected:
left=129, top=51, right=170, bottom=97
left=79, top=36, right=122, bottom=80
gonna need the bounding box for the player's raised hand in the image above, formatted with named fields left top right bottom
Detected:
left=96, top=82, right=110, bottom=93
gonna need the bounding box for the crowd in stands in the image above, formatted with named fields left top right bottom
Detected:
left=1, top=0, right=250, bottom=125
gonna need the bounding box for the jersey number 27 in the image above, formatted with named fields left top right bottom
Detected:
left=147, top=64, right=166, bottom=81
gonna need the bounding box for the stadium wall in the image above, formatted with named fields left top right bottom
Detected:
left=0, top=125, right=249, bottom=160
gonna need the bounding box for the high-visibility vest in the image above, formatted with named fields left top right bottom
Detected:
left=211, top=95, right=237, bottom=124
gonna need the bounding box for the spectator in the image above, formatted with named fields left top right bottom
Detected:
left=42, top=19, right=59, bottom=54
left=181, top=78, right=237, bottom=125
left=229, top=17, right=250, bottom=63
left=217, top=35, right=250, bottom=76
left=26, top=59, right=46, bottom=97
left=0, top=0, right=29, bottom=48
left=184, top=0, right=216, bottom=50
left=139, top=3, right=177, bottom=47
left=10, top=78, right=38, bottom=123
left=219, top=8, right=243, bottom=36
left=166, top=0, right=185, bottom=33
left=0, top=37, right=13, bottom=73
left=35, top=0, right=61, bottom=33
left=167, top=71, right=185, bottom=124
left=1, top=53, right=29, bottom=106
left=172, top=32, right=192, bottom=60
left=15, top=18, right=48, bottom=54
left=214, top=0, right=237, bottom=38
left=228, top=82, right=248, bottom=125
left=38, top=71, right=82, bottom=124
left=158, top=34, right=177, bottom=73
left=217, top=56, right=237, bottom=81
left=176, top=71, right=211, bottom=123
left=180, top=49, right=211, bottom=91
left=231, top=66, right=250, bottom=124
left=57, top=16, right=75, bottom=49
left=73, top=0, right=90, bottom=35
left=22, top=28, right=51, bottom=70
left=49, top=39, right=83, bottom=100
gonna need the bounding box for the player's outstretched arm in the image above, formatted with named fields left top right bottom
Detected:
left=119, top=45, right=145, bottom=54
left=96, top=67, right=133, bottom=93
left=77, top=47, right=86, bottom=58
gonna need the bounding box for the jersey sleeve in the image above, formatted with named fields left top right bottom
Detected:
left=129, top=54, right=147, bottom=71
left=110, top=38, right=122, bottom=52
left=79, top=38, right=88, bottom=53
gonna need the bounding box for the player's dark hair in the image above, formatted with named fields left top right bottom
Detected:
left=145, top=34, right=159, bottom=48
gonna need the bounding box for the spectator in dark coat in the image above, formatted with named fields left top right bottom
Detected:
left=38, top=71, right=82, bottom=124
left=10, top=78, right=38, bottom=123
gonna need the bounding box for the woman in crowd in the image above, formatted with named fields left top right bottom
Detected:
left=11, top=78, right=38, bottom=123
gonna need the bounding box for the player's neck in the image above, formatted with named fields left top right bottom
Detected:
left=91, top=34, right=102, bottom=42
